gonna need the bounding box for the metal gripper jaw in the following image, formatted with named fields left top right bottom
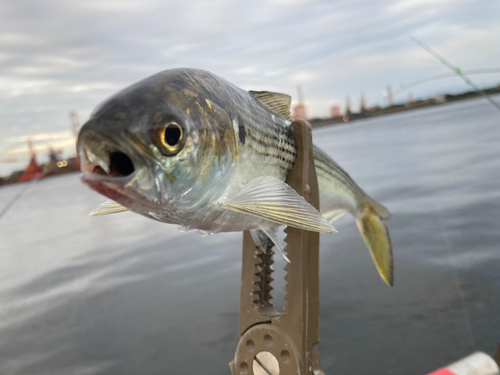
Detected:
left=230, top=120, right=324, bottom=375
left=252, top=236, right=276, bottom=313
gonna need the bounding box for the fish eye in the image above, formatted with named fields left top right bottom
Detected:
left=152, top=121, right=184, bottom=156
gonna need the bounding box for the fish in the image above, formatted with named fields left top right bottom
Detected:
left=77, top=68, right=393, bottom=285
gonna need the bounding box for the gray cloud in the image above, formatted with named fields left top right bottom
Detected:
left=1, top=0, right=499, bottom=176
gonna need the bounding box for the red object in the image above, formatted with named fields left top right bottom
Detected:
left=17, top=138, right=43, bottom=182
left=17, top=155, right=43, bottom=182
left=427, top=368, right=455, bottom=375
left=293, top=103, right=307, bottom=120
left=331, top=105, right=341, bottom=117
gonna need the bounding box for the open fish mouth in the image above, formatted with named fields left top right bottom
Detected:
left=80, top=147, right=138, bottom=202
left=79, top=138, right=136, bottom=179
left=80, top=146, right=136, bottom=201
left=78, top=126, right=141, bottom=204
left=78, top=127, right=161, bottom=211
left=82, top=149, right=136, bottom=183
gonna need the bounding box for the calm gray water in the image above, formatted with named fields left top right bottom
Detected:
left=0, top=96, right=499, bottom=375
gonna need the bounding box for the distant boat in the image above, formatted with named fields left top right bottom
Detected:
left=17, top=154, right=43, bottom=182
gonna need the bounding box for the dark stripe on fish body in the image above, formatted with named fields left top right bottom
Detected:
left=237, top=115, right=246, bottom=144
left=243, top=128, right=295, bottom=173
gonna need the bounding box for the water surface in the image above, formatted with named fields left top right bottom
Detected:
left=0, top=96, right=499, bottom=374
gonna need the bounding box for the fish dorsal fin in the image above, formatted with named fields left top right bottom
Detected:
left=89, top=199, right=129, bottom=216
left=220, top=176, right=336, bottom=233
left=249, top=91, right=292, bottom=120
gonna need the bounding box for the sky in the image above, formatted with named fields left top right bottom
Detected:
left=1, top=0, right=499, bottom=177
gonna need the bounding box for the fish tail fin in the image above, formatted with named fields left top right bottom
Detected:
left=356, top=204, right=394, bottom=286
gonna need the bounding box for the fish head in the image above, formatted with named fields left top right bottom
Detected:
left=77, top=69, right=238, bottom=224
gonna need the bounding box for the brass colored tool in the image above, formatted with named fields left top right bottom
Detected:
left=230, top=120, right=324, bottom=375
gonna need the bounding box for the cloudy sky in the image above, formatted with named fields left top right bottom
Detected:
left=1, top=0, right=499, bottom=176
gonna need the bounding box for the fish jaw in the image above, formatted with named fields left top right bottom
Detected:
left=81, top=161, right=161, bottom=208
left=82, top=172, right=136, bottom=208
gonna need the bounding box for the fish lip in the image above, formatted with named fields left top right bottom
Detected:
left=81, top=171, right=163, bottom=211
left=81, top=171, right=137, bottom=204
left=81, top=170, right=135, bottom=185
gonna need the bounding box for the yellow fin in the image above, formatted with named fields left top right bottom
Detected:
left=90, top=199, right=129, bottom=216
left=249, top=91, right=292, bottom=121
left=221, top=176, right=335, bottom=233
left=357, top=207, right=394, bottom=286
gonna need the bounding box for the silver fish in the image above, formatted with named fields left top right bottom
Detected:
left=77, top=68, right=393, bottom=285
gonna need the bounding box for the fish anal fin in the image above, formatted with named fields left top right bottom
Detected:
left=260, top=226, right=290, bottom=263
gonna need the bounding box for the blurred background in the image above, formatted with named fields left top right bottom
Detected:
left=0, top=0, right=499, bottom=374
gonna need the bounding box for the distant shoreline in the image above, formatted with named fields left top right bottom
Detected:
left=308, top=83, right=500, bottom=128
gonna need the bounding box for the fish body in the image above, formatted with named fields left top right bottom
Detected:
left=77, top=68, right=393, bottom=285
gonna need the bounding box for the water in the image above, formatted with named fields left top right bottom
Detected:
left=0, top=97, right=499, bottom=375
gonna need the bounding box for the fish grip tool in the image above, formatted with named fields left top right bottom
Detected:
left=230, top=119, right=324, bottom=375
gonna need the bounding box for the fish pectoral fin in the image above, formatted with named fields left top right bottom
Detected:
left=248, top=91, right=292, bottom=120
left=89, top=199, right=129, bottom=216
left=221, top=176, right=336, bottom=234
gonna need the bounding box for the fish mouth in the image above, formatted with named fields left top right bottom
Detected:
left=78, top=126, right=166, bottom=212
left=79, top=133, right=136, bottom=179
left=78, top=127, right=143, bottom=205
left=80, top=148, right=138, bottom=204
